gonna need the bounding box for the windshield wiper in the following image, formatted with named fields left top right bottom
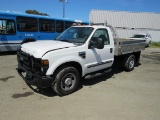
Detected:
left=62, top=39, right=70, bottom=42
left=56, top=39, right=72, bottom=43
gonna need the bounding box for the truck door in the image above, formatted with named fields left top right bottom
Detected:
left=85, top=28, right=114, bottom=74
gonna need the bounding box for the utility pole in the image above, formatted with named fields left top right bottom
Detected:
left=59, top=0, right=68, bottom=18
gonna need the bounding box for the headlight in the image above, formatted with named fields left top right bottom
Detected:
left=40, top=59, right=49, bottom=75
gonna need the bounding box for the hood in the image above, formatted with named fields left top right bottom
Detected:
left=21, top=40, right=76, bottom=58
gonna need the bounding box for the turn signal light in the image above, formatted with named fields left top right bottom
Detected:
left=41, top=60, right=49, bottom=65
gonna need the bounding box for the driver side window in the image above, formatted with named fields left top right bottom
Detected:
left=92, top=29, right=110, bottom=45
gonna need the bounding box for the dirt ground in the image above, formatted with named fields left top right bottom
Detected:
left=0, top=48, right=160, bottom=120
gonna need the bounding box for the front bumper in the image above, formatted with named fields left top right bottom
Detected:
left=17, top=64, right=53, bottom=88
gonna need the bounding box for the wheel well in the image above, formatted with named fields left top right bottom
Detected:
left=114, top=52, right=141, bottom=66
left=53, top=62, right=82, bottom=77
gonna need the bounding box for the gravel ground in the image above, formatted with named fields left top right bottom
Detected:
left=0, top=48, right=160, bottom=120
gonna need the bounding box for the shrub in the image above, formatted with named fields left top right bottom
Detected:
left=151, top=42, right=160, bottom=48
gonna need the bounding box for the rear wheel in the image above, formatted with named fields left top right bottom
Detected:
left=52, top=66, right=80, bottom=96
left=123, top=54, right=136, bottom=72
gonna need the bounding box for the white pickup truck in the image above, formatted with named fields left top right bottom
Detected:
left=17, top=24, right=146, bottom=96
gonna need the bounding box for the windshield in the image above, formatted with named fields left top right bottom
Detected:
left=56, top=27, right=94, bottom=45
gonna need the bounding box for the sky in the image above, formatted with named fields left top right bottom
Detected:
left=0, top=0, right=160, bottom=22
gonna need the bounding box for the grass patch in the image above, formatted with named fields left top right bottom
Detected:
left=151, top=42, right=160, bottom=48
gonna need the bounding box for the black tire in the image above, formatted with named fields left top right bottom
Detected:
left=52, top=66, right=80, bottom=96
left=123, top=54, right=136, bottom=72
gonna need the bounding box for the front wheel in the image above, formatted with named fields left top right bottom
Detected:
left=123, top=54, right=136, bottom=72
left=52, top=66, right=80, bottom=96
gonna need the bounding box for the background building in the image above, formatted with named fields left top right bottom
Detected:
left=90, top=10, right=160, bottom=42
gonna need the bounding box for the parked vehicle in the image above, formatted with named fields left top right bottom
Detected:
left=129, top=33, right=152, bottom=47
left=0, top=11, right=88, bottom=52
left=17, top=24, right=146, bottom=96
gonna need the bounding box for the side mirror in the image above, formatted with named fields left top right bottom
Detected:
left=89, top=38, right=104, bottom=49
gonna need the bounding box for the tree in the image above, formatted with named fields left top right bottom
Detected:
left=25, top=10, right=49, bottom=16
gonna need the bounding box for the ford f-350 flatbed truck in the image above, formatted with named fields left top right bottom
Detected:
left=17, top=25, right=146, bottom=96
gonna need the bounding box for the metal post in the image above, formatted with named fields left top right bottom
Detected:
left=59, top=0, right=68, bottom=18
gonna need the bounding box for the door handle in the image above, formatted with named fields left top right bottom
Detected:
left=110, top=48, right=113, bottom=53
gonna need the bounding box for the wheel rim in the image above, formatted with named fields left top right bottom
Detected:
left=61, top=73, right=76, bottom=91
left=129, top=58, right=135, bottom=69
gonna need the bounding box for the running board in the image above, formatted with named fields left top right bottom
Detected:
left=85, top=68, right=112, bottom=79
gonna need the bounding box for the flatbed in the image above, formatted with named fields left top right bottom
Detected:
left=114, top=38, right=146, bottom=55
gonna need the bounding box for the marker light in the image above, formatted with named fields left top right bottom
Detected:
left=41, top=60, right=49, bottom=65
